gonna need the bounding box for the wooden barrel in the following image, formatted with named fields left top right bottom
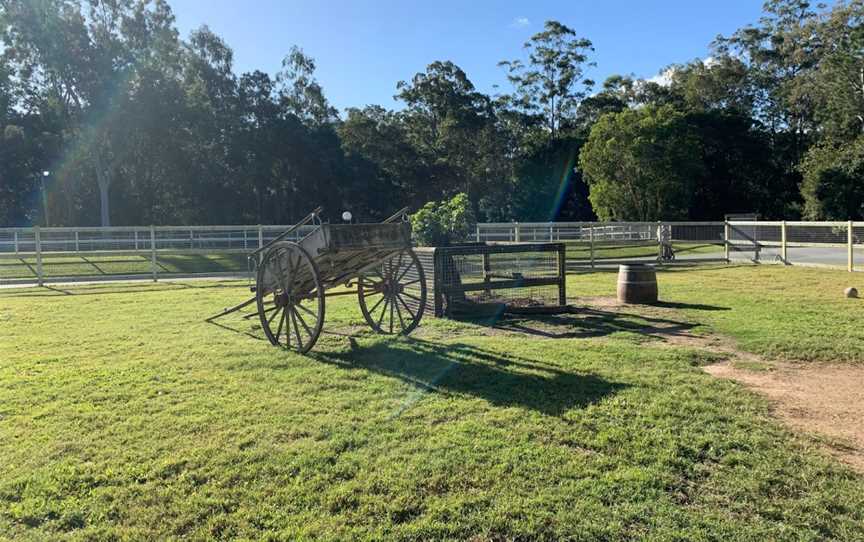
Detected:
left=617, top=264, right=658, bottom=304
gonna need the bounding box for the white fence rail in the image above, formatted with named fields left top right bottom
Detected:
left=1, top=221, right=862, bottom=285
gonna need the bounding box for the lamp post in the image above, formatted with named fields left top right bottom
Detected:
left=40, top=170, right=50, bottom=227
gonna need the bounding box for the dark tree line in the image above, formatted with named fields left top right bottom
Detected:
left=2, top=0, right=864, bottom=227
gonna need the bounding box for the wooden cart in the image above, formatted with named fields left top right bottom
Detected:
left=208, top=208, right=427, bottom=353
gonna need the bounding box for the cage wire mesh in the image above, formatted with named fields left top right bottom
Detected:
left=416, top=243, right=565, bottom=317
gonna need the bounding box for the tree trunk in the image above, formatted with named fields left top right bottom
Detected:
left=98, top=182, right=110, bottom=227
left=94, top=150, right=111, bottom=227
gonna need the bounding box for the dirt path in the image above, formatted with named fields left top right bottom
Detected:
left=704, top=361, right=864, bottom=472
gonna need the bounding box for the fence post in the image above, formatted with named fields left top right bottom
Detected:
left=589, top=224, right=595, bottom=268
left=476, top=223, right=481, bottom=242
left=514, top=222, right=521, bottom=243
left=556, top=245, right=567, bottom=306
left=13, top=231, right=18, bottom=254
left=781, top=220, right=787, bottom=264
left=75, top=230, right=80, bottom=252
left=35, top=226, right=44, bottom=286
left=258, top=225, right=264, bottom=248
left=150, top=225, right=157, bottom=282
left=724, top=221, right=730, bottom=263
left=848, top=220, right=854, bottom=273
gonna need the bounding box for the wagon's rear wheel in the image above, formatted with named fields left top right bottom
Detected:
left=256, top=242, right=325, bottom=353
left=358, top=248, right=427, bottom=335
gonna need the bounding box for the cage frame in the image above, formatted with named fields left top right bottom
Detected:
left=414, top=242, right=567, bottom=317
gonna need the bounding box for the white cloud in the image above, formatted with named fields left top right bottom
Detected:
left=645, top=56, right=716, bottom=87
left=511, top=17, right=530, bottom=28
left=646, top=69, right=675, bottom=87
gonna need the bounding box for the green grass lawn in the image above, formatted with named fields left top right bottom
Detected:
left=1, top=266, right=863, bottom=540
left=0, top=252, right=249, bottom=280
left=567, top=264, right=864, bottom=363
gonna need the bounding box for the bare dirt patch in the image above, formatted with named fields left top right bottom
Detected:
left=705, top=361, right=864, bottom=472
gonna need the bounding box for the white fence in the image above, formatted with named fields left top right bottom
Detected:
left=1, top=220, right=862, bottom=285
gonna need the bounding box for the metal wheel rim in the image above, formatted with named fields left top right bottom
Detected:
left=255, top=242, right=325, bottom=353
left=358, top=248, right=427, bottom=335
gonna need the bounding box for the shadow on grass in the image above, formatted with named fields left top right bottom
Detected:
left=487, top=308, right=698, bottom=341
left=652, top=300, right=730, bottom=311
left=207, top=317, right=268, bottom=342
left=311, top=338, right=627, bottom=416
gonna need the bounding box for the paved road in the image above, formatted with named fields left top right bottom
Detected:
left=572, top=245, right=859, bottom=269
left=735, top=245, right=857, bottom=268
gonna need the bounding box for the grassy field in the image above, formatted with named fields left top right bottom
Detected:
left=567, top=264, right=864, bottom=363
left=1, top=266, right=863, bottom=540
left=0, top=252, right=248, bottom=280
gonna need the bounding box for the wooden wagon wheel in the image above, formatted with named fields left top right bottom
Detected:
left=256, top=242, right=325, bottom=353
left=358, top=248, right=427, bottom=335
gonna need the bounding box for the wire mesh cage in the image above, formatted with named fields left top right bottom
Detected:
left=414, top=243, right=566, bottom=317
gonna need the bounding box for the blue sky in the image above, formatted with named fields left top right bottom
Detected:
left=169, top=0, right=766, bottom=112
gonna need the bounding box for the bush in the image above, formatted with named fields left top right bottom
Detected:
left=410, top=193, right=476, bottom=246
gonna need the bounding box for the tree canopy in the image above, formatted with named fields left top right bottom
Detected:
left=2, top=0, right=864, bottom=227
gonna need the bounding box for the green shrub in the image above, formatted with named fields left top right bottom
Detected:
left=410, top=193, right=476, bottom=246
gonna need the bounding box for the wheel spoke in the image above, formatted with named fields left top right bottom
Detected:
left=376, top=296, right=390, bottom=329
left=367, top=293, right=386, bottom=317
left=396, top=293, right=416, bottom=321
left=360, top=282, right=385, bottom=296
left=401, top=291, right=423, bottom=304
left=276, top=308, right=286, bottom=345
left=396, top=254, right=413, bottom=283
left=393, top=294, right=406, bottom=331
left=266, top=305, right=283, bottom=327
left=361, top=289, right=385, bottom=300
left=292, top=305, right=313, bottom=338
left=395, top=252, right=404, bottom=278
left=395, top=265, right=412, bottom=284
left=285, top=307, right=293, bottom=348
left=389, top=295, right=395, bottom=333
left=295, top=300, right=319, bottom=320
left=290, top=307, right=303, bottom=350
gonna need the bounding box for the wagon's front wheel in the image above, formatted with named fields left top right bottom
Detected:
left=358, top=249, right=427, bottom=335
left=256, top=242, right=325, bottom=353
